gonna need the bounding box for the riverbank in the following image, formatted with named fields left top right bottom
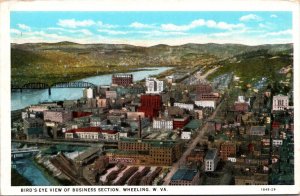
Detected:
left=11, top=168, right=32, bottom=186
left=11, top=67, right=172, bottom=111
left=33, top=157, right=74, bottom=186
left=12, top=66, right=173, bottom=87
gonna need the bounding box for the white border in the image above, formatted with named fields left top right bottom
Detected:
left=1, top=0, right=300, bottom=195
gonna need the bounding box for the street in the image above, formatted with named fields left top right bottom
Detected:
left=163, top=96, right=224, bottom=185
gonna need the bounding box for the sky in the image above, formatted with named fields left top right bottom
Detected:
left=10, top=11, right=292, bottom=46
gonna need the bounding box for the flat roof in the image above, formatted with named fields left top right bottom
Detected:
left=205, top=148, right=218, bottom=160
left=171, top=168, right=198, bottom=181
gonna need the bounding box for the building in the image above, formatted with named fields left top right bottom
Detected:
left=169, top=169, right=200, bottom=185
left=220, top=142, right=236, bottom=161
left=65, top=127, right=119, bottom=140
left=173, top=116, right=190, bottom=129
left=105, top=138, right=183, bottom=166
left=138, top=94, right=162, bottom=119
left=105, top=91, right=117, bottom=99
left=112, top=74, right=133, bottom=86
left=196, top=83, right=212, bottom=95
left=204, top=148, right=219, bottom=172
left=83, top=87, right=94, bottom=99
left=181, top=131, right=192, bottom=140
left=194, top=109, right=203, bottom=119
left=153, top=117, right=173, bottom=130
left=44, top=109, right=72, bottom=123
left=272, top=94, right=289, bottom=111
left=195, top=93, right=220, bottom=109
left=235, top=174, right=268, bottom=185
left=23, top=118, right=44, bottom=139
left=174, top=102, right=194, bottom=111
left=234, top=102, right=249, bottom=113
left=96, top=97, right=107, bottom=108
left=126, top=112, right=145, bottom=120
left=249, top=126, right=266, bottom=136
left=145, top=77, right=165, bottom=94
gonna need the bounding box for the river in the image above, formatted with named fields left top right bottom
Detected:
left=13, top=158, right=53, bottom=186
left=11, top=67, right=172, bottom=111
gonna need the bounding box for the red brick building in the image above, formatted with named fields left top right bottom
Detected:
left=173, top=116, right=190, bottom=129
left=138, top=94, right=162, bottom=119
left=196, top=84, right=212, bottom=95
left=220, top=142, right=236, bottom=161
left=112, top=74, right=133, bottom=86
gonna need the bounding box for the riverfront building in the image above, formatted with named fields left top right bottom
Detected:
left=112, top=74, right=133, bottom=86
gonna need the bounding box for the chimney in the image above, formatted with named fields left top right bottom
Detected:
left=138, top=115, right=142, bottom=139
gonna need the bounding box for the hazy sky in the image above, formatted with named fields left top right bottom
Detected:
left=10, top=11, right=292, bottom=46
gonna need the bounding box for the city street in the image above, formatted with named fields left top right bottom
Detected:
left=163, top=96, right=224, bottom=185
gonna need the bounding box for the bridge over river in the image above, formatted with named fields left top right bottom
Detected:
left=11, top=81, right=96, bottom=95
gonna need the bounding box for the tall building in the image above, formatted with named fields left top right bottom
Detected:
left=105, top=138, right=183, bottom=166
left=43, top=109, right=72, bottom=123
left=204, top=148, right=219, bottom=172
left=196, top=83, right=212, bottom=95
left=112, top=74, right=133, bottom=86
left=220, top=142, right=236, bottom=161
left=145, top=78, right=165, bottom=94
left=272, top=94, right=289, bottom=111
left=23, top=118, right=44, bottom=139
left=153, top=117, right=173, bottom=130
left=138, top=94, right=162, bottom=119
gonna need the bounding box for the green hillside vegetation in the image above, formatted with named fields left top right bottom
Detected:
left=207, top=49, right=293, bottom=86
left=11, top=42, right=293, bottom=86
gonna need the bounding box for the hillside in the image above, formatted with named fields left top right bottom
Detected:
left=11, top=42, right=293, bottom=86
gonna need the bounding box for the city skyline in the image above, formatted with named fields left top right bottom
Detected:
left=10, top=11, right=292, bottom=46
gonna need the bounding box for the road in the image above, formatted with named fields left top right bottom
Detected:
left=163, top=98, right=224, bottom=185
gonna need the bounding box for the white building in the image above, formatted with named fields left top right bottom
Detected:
left=83, top=87, right=94, bottom=99
left=273, top=139, right=283, bottom=146
left=174, top=102, right=194, bottom=111
left=181, top=131, right=192, bottom=140
left=145, top=77, right=165, bottom=94
left=204, top=148, right=219, bottom=172
left=195, top=100, right=216, bottom=109
left=65, top=127, right=119, bottom=141
left=272, top=94, right=289, bottom=111
left=153, top=118, right=173, bottom=130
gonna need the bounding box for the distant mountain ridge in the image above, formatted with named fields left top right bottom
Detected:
left=11, top=42, right=293, bottom=86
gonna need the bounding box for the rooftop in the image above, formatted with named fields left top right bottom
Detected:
left=184, top=119, right=202, bottom=129
left=205, top=148, right=218, bottom=160
left=171, top=168, right=198, bottom=181
left=65, top=127, right=118, bottom=134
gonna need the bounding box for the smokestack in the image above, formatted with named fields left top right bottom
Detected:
left=138, top=115, right=142, bottom=139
